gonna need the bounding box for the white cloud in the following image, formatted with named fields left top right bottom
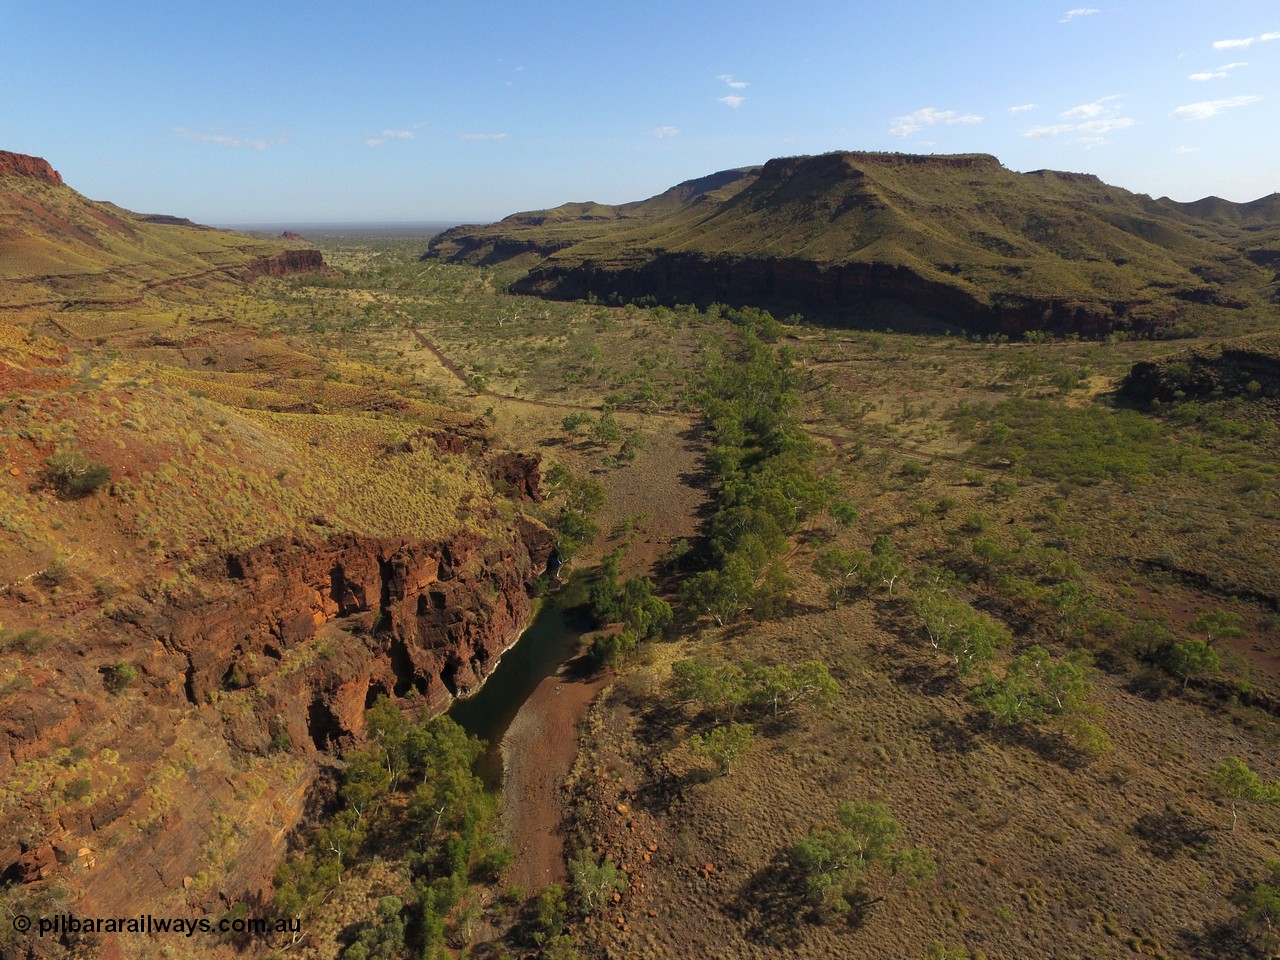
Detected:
left=1008, top=103, right=1038, bottom=114
left=1023, top=106, right=1135, bottom=143
left=717, top=73, right=749, bottom=89
left=1171, top=95, right=1263, bottom=119
left=458, top=132, right=508, bottom=141
left=1039, top=95, right=1134, bottom=143
left=651, top=126, right=680, bottom=138
left=1189, top=62, right=1247, bottom=81
left=382, top=129, right=414, bottom=139
left=719, top=94, right=746, bottom=109
left=889, top=106, right=983, bottom=137
left=1023, top=123, right=1076, bottom=139
left=1060, top=95, right=1121, bottom=119
left=1061, top=103, right=1103, bottom=119
left=1174, top=145, right=1201, bottom=154
left=1059, top=8, right=1100, bottom=22
left=1077, top=117, right=1136, bottom=133
left=365, top=139, right=385, bottom=148
left=174, top=127, right=286, bottom=150
left=1214, top=32, right=1278, bottom=49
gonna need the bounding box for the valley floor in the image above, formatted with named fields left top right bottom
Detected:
left=302, top=242, right=1280, bottom=960
left=4, top=234, right=1278, bottom=960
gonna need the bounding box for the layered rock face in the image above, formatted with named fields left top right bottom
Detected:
left=2, top=519, right=551, bottom=937
left=0, top=150, right=63, bottom=184
left=514, top=252, right=1174, bottom=338
left=173, top=525, right=553, bottom=718
left=245, top=248, right=327, bottom=278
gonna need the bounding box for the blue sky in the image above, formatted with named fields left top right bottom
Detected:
left=2, top=1, right=1278, bottom=223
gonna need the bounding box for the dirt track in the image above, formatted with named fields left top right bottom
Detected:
left=501, top=655, right=610, bottom=889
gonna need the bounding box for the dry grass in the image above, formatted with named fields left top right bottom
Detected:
left=557, top=321, right=1280, bottom=958
left=6, top=222, right=1279, bottom=960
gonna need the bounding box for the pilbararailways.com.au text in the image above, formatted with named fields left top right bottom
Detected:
left=18, top=913, right=301, bottom=939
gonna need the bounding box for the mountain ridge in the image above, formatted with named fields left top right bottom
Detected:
left=426, top=150, right=1280, bottom=337
left=0, top=150, right=324, bottom=309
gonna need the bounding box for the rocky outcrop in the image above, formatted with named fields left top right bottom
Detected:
left=245, top=248, right=326, bottom=278
left=0, top=150, right=63, bottom=185
left=488, top=452, right=543, bottom=503
left=168, top=526, right=552, bottom=712
left=515, top=251, right=1175, bottom=337
left=139, top=214, right=200, bottom=227
left=0, top=521, right=552, bottom=940
left=425, top=233, right=578, bottom=267
left=1121, top=333, right=1280, bottom=406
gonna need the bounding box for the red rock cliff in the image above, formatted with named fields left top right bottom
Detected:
left=0, top=150, right=64, bottom=184
left=0, top=516, right=552, bottom=947
left=245, top=248, right=327, bottom=278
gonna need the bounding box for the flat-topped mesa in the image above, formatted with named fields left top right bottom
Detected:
left=758, top=151, right=1003, bottom=182
left=0, top=150, right=64, bottom=185
left=1028, top=168, right=1104, bottom=185
left=428, top=149, right=1280, bottom=338
left=843, top=150, right=1001, bottom=167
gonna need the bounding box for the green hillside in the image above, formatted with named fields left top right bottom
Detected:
left=0, top=150, right=318, bottom=309
left=427, top=151, right=1280, bottom=337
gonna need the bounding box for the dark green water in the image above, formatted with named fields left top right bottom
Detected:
left=447, top=599, right=587, bottom=787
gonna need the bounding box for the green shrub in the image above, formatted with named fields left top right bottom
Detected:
left=105, top=661, right=138, bottom=693
left=45, top=447, right=111, bottom=498
left=476, top=844, right=514, bottom=883
left=568, top=853, right=626, bottom=915
left=973, top=646, right=1108, bottom=756
left=1239, top=861, right=1280, bottom=954
left=793, top=800, right=935, bottom=915
left=688, top=722, right=755, bottom=775
left=340, top=895, right=406, bottom=960
left=1161, top=640, right=1220, bottom=691
left=0, top=628, right=52, bottom=655
left=528, top=884, right=568, bottom=947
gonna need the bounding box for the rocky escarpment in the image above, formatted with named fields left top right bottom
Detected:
left=245, top=248, right=327, bottom=278
left=428, top=234, right=578, bottom=267
left=1, top=515, right=551, bottom=940
left=514, top=251, right=1176, bottom=337
left=172, top=524, right=553, bottom=716
left=138, top=214, right=201, bottom=227
left=426, top=150, right=1279, bottom=339
left=1121, top=332, right=1280, bottom=407
left=0, top=150, right=63, bottom=185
